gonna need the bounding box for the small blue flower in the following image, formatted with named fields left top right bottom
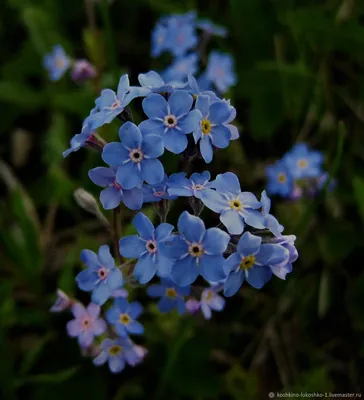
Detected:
left=260, top=190, right=284, bottom=237
left=162, top=53, right=198, bottom=82
left=50, top=289, right=71, bottom=312
left=167, top=171, right=214, bottom=199
left=193, top=96, right=233, bottom=163
left=119, top=213, right=175, bottom=283
left=196, top=19, right=227, bottom=37
left=160, top=211, right=230, bottom=286
left=147, top=279, right=190, bottom=314
left=139, top=91, right=202, bottom=154
left=166, top=22, right=197, bottom=58
left=90, top=74, right=150, bottom=127
left=206, top=51, right=237, bottom=93
left=75, top=245, right=123, bottom=306
left=201, top=172, right=265, bottom=235
left=265, top=159, right=293, bottom=197
left=268, top=235, right=298, bottom=280
left=223, top=232, right=289, bottom=296
left=102, top=122, right=164, bottom=189
left=138, top=71, right=187, bottom=93
left=142, top=174, right=178, bottom=203
left=89, top=167, right=143, bottom=210
left=93, top=337, right=139, bottom=374
left=43, top=45, right=70, bottom=81
left=200, top=287, right=225, bottom=319
left=151, top=23, right=169, bottom=58
left=283, top=143, right=323, bottom=179
left=66, top=302, right=106, bottom=348
left=106, top=298, right=144, bottom=337
left=71, top=59, right=96, bottom=82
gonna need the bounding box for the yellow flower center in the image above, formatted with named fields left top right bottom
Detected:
left=201, top=119, right=211, bottom=135
left=297, top=158, right=308, bottom=169
left=166, top=288, right=177, bottom=298
left=119, top=313, right=131, bottom=325
left=188, top=243, right=204, bottom=257
left=240, top=255, right=256, bottom=270
left=277, top=172, right=287, bottom=183
left=56, top=57, right=64, bottom=68
left=205, top=291, right=213, bottom=302
left=109, top=345, right=122, bottom=356
left=229, top=199, right=243, bottom=211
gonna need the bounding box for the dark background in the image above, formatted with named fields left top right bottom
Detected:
left=1, top=0, right=364, bottom=399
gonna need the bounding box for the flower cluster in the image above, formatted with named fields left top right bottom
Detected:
left=52, top=12, right=299, bottom=375
left=151, top=11, right=236, bottom=94
left=44, top=45, right=96, bottom=82
left=266, top=143, right=334, bottom=199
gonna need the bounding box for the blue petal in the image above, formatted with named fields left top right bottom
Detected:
left=178, top=109, right=202, bottom=133
left=108, top=355, right=125, bottom=374
left=127, top=320, right=144, bottom=335
left=121, top=188, right=143, bottom=210
left=168, top=187, right=192, bottom=197
left=195, top=95, right=210, bottom=117
left=200, top=136, right=213, bottom=163
left=142, top=93, right=168, bottom=119
left=241, top=209, right=265, bottom=229
left=200, top=255, right=227, bottom=282
left=116, top=163, right=142, bottom=190
left=190, top=171, right=210, bottom=185
left=138, top=71, right=165, bottom=88
left=159, top=235, right=188, bottom=259
left=220, top=209, right=245, bottom=235
left=246, top=266, right=272, bottom=289
left=102, top=143, right=129, bottom=166
left=171, top=256, right=199, bottom=286
left=119, top=235, right=146, bottom=258
left=177, top=211, right=205, bottom=243
left=210, top=125, right=231, bottom=148
left=223, top=252, right=241, bottom=275
left=89, top=167, right=115, bottom=187
left=155, top=223, right=174, bottom=241
left=76, top=269, right=95, bottom=291
left=202, top=228, right=230, bottom=254
left=141, top=159, right=165, bottom=185
left=176, top=298, right=186, bottom=315
left=100, top=187, right=122, bottom=210
left=260, top=190, right=271, bottom=215
left=107, top=268, right=123, bottom=291
left=119, top=122, right=142, bottom=149
left=213, top=172, right=241, bottom=194
left=99, top=89, right=117, bottom=108
left=209, top=101, right=231, bottom=124
left=168, top=90, right=193, bottom=117
left=80, top=249, right=98, bottom=266
left=91, top=283, right=110, bottom=305
left=138, top=119, right=165, bottom=137
left=200, top=189, right=227, bottom=213
left=116, top=74, right=130, bottom=99
left=224, top=271, right=245, bottom=297
left=142, top=134, right=164, bottom=158
left=158, top=297, right=174, bottom=313
left=164, top=128, right=188, bottom=154
left=98, top=245, right=114, bottom=267
left=114, top=298, right=128, bottom=312
left=128, top=302, right=143, bottom=319
left=238, top=192, right=261, bottom=209
left=133, top=212, right=155, bottom=239
left=255, top=243, right=288, bottom=266
left=155, top=253, right=174, bottom=278
left=237, top=232, right=262, bottom=257
left=147, top=284, right=165, bottom=297
left=133, top=253, right=157, bottom=284
left=93, top=350, right=108, bottom=366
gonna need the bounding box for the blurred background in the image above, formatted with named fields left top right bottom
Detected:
left=1, top=0, right=364, bottom=399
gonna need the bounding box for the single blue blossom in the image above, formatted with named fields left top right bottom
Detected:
left=224, top=232, right=289, bottom=296
left=139, top=91, right=202, bottom=154
left=93, top=338, right=139, bottom=374
left=160, top=211, right=230, bottom=286
left=147, top=279, right=190, bottom=314
left=75, top=245, right=123, bottom=305
left=268, top=235, right=298, bottom=280
left=66, top=302, right=106, bottom=347
left=89, top=167, right=143, bottom=210
left=166, top=22, right=197, bottom=57
left=142, top=174, right=178, bottom=203
left=106, top=298, right=144, bottom=337
left=162, top=53, right=198, bottom=82
left=196, top=19, right=227, bottom=37
left=260, top=190, right=284, bottom=237
left=201, top=172, right=265, bottom=234
left=138, top=71, right=187, bottom=93
left=206, top=51, right=237, bottom=93
left=265, top=159, right=293, bottom=197
left=193, top=96, right=233, bottom=163
left=43, top=45, right=70, bottom=81
left=283, top=143, right=323, bottom=179
left=167, top=171, right=214, bottom=199
left=102, top=122, right=164, bottom=189
left=50, top=289, right=72, bottom=312
left=119, top=213, right=175, bottom=283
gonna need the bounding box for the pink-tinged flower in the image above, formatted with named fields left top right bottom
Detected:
left=50, top=289, right=72, bottom=312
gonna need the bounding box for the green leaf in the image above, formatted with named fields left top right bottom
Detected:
left=0, top=81, right=44, bottom=109
left=318, top=269, right=330, bottom=318
left=14, top=366, right=80, bottom=388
